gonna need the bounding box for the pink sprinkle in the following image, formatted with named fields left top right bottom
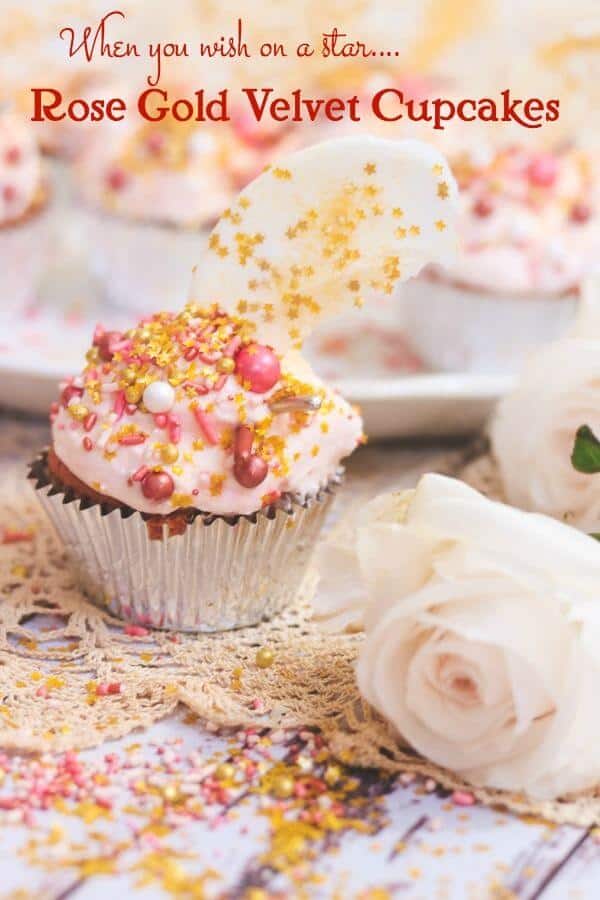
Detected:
left=35, top=686, right=48, bottom=698
left=184, top=347, right=198, bottom=361
left=124, top=624, right=149, bottom=637
left=451, top=790, right=475, bottom=807
left=113, top=391, right=126, bottom=421
left=5, top=145, right=21, bottom=165
left=110, top=338, right=133, bottom=354
left=193, top=408, right=219, bottom=445
left=106, top=167, right=128, bottom=191
left=96, top=683, right=109, bottom=696
left=223, top=336, right=242, bottom=357
left=119, top=433, right=146, bottom=446
left=84, top=412, right=97, bottom=432
left=50, top=401, right=59, bottom=415
left=126, top=404, right=138, bottom=415
left=527, top=153, right=558, bottom=188
left=154, top=413, right=168, bottom=429
left=214, top=374, right=227, bottom=392
left=107, top=682, right=121, bottom=695
left=2, top=529, right=33, bottom=544
left=168, top=415, right=182, bottom=444
left=82, top=437, right=94, bottom=452
left=132, top=465, right=150, bottom=482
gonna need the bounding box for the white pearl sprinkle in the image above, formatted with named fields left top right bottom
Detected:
left=143, top=381, right=175, bottom=414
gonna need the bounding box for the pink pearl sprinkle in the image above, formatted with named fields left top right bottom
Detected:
left=154, top=413, right=168, bottom=429
left=527, top=154, right=558, bottom=188
left=234, top=344, right=281, bottom=394
left=451, top=790, right=475, bottom=806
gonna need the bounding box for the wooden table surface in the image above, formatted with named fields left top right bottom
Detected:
left=0, top=410, right=597, bottom=900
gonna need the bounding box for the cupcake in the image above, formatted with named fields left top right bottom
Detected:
left=75, top=87, right=296, bottom=315
left=0, top=111, right=50, bottom=310
left=401, top=143, right=599, bottom=373
left=32, top=135, right=457, bottom=631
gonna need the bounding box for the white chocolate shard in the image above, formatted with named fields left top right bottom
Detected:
left=191, top=135, right=458, bottom=350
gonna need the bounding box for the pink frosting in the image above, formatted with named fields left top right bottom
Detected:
left=0, top=112, right=44, bottom=225
left=436, top=145, right=600, bottom=295
left=51, top=305, right=363, bottom=516
left=74, top=98, right=296, bottom=227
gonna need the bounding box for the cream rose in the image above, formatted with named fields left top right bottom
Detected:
left=315, top=473, right=600, bottom=800
left=490, top=338, right=600, bottom=531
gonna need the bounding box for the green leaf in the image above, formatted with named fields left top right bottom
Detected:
left=571, top=425, right=600, bottom=474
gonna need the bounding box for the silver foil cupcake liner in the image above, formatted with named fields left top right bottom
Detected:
left=29, top=452, right=340, bottom=632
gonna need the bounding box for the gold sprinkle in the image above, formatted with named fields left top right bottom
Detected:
left=215, top=762, right=236, bottom=781
left=255, top=647, right=275, bottom=669
left=210, top=474, right=225, bottom=496
left=68, top=404, right=89, bottom=422
left=161, top=443, right=179, bottom=464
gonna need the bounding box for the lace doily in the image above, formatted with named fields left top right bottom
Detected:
left=2, top=452, right=600, bottom=827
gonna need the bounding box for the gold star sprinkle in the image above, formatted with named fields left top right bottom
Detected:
left=364, top=162, right=376, bottom=175
left=409, top=225, right=421, bottom=236
left=433, top=163, right=444, bottom=176
left=392, top=207, right=404, bottom=218
left=437, top=181, right=450, bottom=199
left=435, top=219, right=447, bottom=231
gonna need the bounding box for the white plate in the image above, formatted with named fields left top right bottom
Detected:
left=336, top=373, right=512, bottom=438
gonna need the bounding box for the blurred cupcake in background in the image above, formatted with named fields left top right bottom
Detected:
left=401, top=143, right=600, bottom=373
left=75, top=86, right=299, bottom=314
left=0, top=110, right=52, bottom=311
left=31, top=69, right=117, bottom=160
